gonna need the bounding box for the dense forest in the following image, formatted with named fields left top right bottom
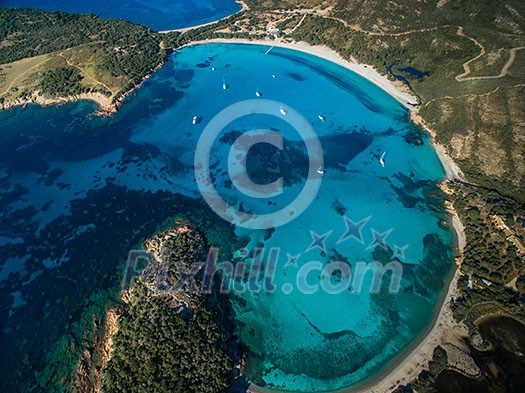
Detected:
left=1, top=2, right=524, bottom=392
left=37, top=67, right=84, bottom=98
left=101, top=225, right=238, bottom=393
left=450, top=184, right=525, bottom=321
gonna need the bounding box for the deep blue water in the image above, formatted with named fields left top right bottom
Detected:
left=398, top=66, right=430, bottom=79
left=1, top=0, right=241, bottom=30
left=0, top=43, right=455, bottom=392
left=387, top=62, right=430, bottom=88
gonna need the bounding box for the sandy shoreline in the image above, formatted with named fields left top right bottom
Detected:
left=183, top=37, right=464, bottom=190
left=184, top=37, right=416, bottom=108
left=1, top=91, right=116, bottom=114
left=1, top=59, right=167, bottom=115
left=409, top=112, right=465, bottom=182
left=159, top=0, right=248, bottom=34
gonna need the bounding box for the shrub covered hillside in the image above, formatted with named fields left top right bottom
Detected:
left=0, top=8, right=168, bottom=104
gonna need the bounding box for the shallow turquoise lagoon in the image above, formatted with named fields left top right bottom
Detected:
left=0, top=43, right=455, bottom=392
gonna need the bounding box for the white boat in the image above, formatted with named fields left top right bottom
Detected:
left=317, top=166, right=325, bottom=175
left=192, top=116, right=198, bottom=125
left=222, top=77, right=228, bottom=90
left=255, top=87, right=261, bottom=97
left=318, top=115, right=326, bottom=122
left=279, top=104, right=288, bottom=115
left=272, top=74, right=276, bottom=78
left=379, top=151, right=386, bottom=167
left=211, top=67, right=216, bottom=71
left=265, top=46, right=274, bottom=55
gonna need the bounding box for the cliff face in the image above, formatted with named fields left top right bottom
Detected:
left=71, top=308, right=121, bottom=393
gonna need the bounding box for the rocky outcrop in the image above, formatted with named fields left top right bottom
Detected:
left=71, top=307, right=122, bottom=393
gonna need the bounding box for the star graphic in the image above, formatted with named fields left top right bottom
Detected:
left=392, top=244, right=409, bottom=260
left=337, top=216, right=371, bottom=244
left=285, top=253, right=300, bottom=268
left=305, top=230, right=332, bottom=253
left=367, top=228, right=393, bottom=250
left=237, top=248, right=250, bottom=259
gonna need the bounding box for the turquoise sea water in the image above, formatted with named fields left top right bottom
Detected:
left=0, top=43, right=454, bottom=392
left=1, top=0, right=241, bottom=30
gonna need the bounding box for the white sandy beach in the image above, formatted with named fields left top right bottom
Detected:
left=186, top=37, right=465, bottom=181
left=432, top=144, right=465, bottom=181
left=159, top=0, right=249, bottom=34
left=184, top=37, right=416, bottom=108
left=409, top=113, right=465, bottom=182
left=177, top=35, right=465, bottom=191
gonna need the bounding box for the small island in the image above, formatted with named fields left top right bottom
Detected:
left=99, top=223, right=241, bottom=393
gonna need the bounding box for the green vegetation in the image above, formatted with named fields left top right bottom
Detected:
left=37, top=67, right=84, bottom=98
left=402, top=181, right=525, bottom=393
left=2, top=2, right=524, bottom=392
left=296, top=0, right=525, bottom=201
left=162, top=11, right=262, bottom=47
left=35, top=288, right=122, bottom=393
left=102, top=284, right=234, bottom=393
left=2, top=3, right=524, bottom=198
left=243, top=0, right=329, bottom=11
left=401, top=346, right=448, bottom=393
left=0, top=8, right=168, bottom=105
left=428, top=346, right=448, bottom=378
left=212, top=2, right=524, bottom=390
left=101, top=225, right=236, bottom=393
left=0, top=8, right=166, bottom=69
left=449, top=183, right=525, bottom=324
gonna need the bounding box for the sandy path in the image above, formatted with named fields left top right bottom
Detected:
left=59, top=50, right=115, bottom=95
left=184, top=37, right=416, bottom=106
left=455, top=26, right=524, bottom=81
left=0, top=55, right=54, bottom=96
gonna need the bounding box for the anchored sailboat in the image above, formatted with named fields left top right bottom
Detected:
left=192, top=116, right=198, bottom=125
left=222, top=77, right=228, bottom=90
left=318, top=115, right=326, bottom=122
left=379, top=151, right=386, bottom=167
left=317, top=166, right=325, bottom=175
left=255, top=87, right=262, bottom=97
left=279, top=103, right=288, bottom=115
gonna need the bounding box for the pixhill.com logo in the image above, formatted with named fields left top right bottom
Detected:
left=122, top=214, right=405, bottom=296
left=122, top=246, right=403, bottom=296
